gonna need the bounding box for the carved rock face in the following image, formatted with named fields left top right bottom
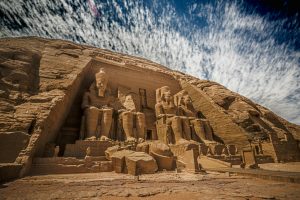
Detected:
left=182, top=94, right=192, bottom=106
left=161, top=86, right=172, bottom=101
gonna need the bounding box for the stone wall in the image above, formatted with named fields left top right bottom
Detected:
left=0, top=163, right=22, bottom=183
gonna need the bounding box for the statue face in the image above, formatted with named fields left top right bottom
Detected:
left=182, top=95, right=192, bottom=106
left=162, top=88, right=172, bottom=101
left=125, top=95, right=134, bottom=102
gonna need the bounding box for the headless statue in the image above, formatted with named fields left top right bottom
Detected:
left=175, top=90, right=215, bottom=144
left=81, top=68, right=114, bottom=140
left=118, top=91, right=146, bottom=142
left=155, top=86, right=187, bottom=144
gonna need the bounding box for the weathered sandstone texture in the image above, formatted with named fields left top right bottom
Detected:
left=0, top=37, right=299, bottom=181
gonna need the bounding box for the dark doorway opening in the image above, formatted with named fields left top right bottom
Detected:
left=146, top=130, right=152, bottom=140
left=255, top=145, right=260, bottom=155
left=197, top=111, right=206, bottom=119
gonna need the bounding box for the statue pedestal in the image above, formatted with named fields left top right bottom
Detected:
left=64, top=140, right=113, bottom=158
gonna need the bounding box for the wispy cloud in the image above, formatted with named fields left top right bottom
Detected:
left=0, top=0, right=299, bottom=124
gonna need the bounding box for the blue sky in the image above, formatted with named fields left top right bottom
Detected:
left=0, top=0, right=299, bottom=124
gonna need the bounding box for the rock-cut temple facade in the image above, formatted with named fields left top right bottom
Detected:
left=0, top=37, right=299, bottom=181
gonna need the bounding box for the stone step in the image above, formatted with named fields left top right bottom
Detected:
left=30, top=157, right=112, bottom=175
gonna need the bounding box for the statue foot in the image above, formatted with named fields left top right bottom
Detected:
left=138, top=138, right=145, bottom=143
left=100, top=136, right=111, bottom=141
left=126, top=137, right=136, bottom=142
left=85, top=136, right=96, bottom=141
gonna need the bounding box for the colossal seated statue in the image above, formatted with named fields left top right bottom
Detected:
left=81, top=68, right=114, bottom=140
left=117, top=88, right=146, bottom=142
left=155, top=86, right=188, bottom=144
left=174, top=90, right=215, bottom=144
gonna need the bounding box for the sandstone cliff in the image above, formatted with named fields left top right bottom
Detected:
left=0, top=37, right=299, bottom=167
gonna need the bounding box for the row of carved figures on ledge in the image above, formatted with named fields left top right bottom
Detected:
left=79, top=68, right=217, bottom=145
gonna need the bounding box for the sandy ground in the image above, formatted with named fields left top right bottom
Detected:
left=259, top=162, right=300, bottom=172
left=0, top=171, right=299, bottom=200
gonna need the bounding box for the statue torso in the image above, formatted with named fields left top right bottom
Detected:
left=161, top=101, right=177, bottom=115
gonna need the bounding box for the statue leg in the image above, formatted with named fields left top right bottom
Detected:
left=85, top=107, right=99, bottom=139
left=191, top=119, right=206, bottom=141
left=181, top=117, right=191, bottom=140
left=136, top=112, right=146, bottom=140
left=171, top=116, right=183, bottom=143
left=96, top=110, right=103, bottom=138
left=202, top=119, right=214, bottom=141
left=121, top=111, right=134, bottom=140
left=101, top=108, right=113, bottom=138
left=166, top=118, right=174, bottom=144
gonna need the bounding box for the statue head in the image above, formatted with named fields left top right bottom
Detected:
left=160, top=86, right=172, bottom=102
left=95, top=68, right=108, bottom=97
left=181, top=92, right=193, bottom=106
left=174, top=90, right=194, bottom=112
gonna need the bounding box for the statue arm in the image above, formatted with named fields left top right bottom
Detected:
left=111, top=99, right=127, bottom=113
left=155, top=103, right=166, bottom=119
left=177, top=106, right=185, bottom=116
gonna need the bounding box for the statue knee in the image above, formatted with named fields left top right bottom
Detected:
left=121, top=111, right=134, bottom=120
left=136, top=112, right=145, bottom=119
left=103, top=108, right=113, bottom=113
left=87, top=106, right=98, bottom=112
left=172, top=116, right=181, bottom=123
left=136, top=112, right=144, bottom=116
left=122, top=111, right=131, bottom=116
left=86, top=106, right=99, bottom=116
left=166, top=118, right=172, bottom=126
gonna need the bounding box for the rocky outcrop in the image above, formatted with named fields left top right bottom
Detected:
left=110, top=150, right=134, bottom=173
left=137, top=141, right=175, bottom=171
left=125, top=152, right=158, bottom=175
left=178, top=77, right=300, bottom=161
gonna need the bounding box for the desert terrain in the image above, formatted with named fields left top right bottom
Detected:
left=1, top=170, right=300, bottom=200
